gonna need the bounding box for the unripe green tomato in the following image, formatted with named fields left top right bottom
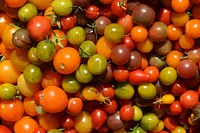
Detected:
left=159, top=67, right=177, bottom=85
left=51, top=0, right=73, bottom=16
left=62, top=75, right=81, bottom=93
left=115, top=82, right=135, bottom=100
left=18, top=3, right=38, bottom=22
left=0, top=83, right=17, bottom=100
left=138, top=82, right=156, bottom=100
left=75, top=64, right=93, bottom=84
left=132, top=105, right=143, bottom=121
left=140, top=113, right=160, bottom=131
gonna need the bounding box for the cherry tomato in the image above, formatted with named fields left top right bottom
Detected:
left=119, top=105, right=134, bottom=121
left=91, top=108, right=107, bottom=129
left=131, top=26, right=148, bottom=43
left=0, top=60, right=21, bottom=83
left=144, top=66, right=159, bottom=82
left=27, top=16, right=52, bottom=41
left=171, top=0, right=190, bottom=12
left=163, top=114, right=178, bottom=131
left=111, top=0, right=127, bottom=16
left=53, top=47, right=81, bottom=75
left=67, top=97, right=83, bottom=114
left=157, top=7, right=172, bottom=26
left=61, top=15, right=76, bottom=31
left=117, top=14, right=133, bottom=35
left=29, top=0, right=54, bottom=10
left=14, top=116, right=39, bottom=133
left=61, top=115, right=75, bottom=130
left=101, top=83, right=115, bottom=99
left=0, top=98, right=24, bottom=122
left=170, top=101, right=183, bottom=115
left=39, top=86, right=68, bottom=113
left=185, top=19, right=200, bottom=39
left=113, top=65, right=129, bottom=82
left=180, top=90, right=199, bottom=108
left=85, top=4, right=100, bottom=19
left=0, top=125, right=12, bottom=133
left=103, top=99, right=118, bottom=114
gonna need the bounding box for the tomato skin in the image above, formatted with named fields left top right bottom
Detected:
left=144, top=66, right=159, bottom=82
left=0, top=98, right=24, bottom=122
left=0, top=125, right=12, bottom=133
left=27, top=16, right=52, bottom=41
left=4, top=0, right=26, bottom=8
left=157, top=7, right=172, bottom=26
left=180, top=90, right=199, bottom=108
left=91, top=108, right=107, bottom=129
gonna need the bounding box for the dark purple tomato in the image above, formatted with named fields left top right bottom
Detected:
left=127, top=0, right=140, bottom=13
left=97, top=62, right=114, bottom=83
left=72, top=0, right=90, bottom=7
left=177, top=59, right=198, bottom=79
left=95, top=16, right=111, bottom=35
left=73, top=10, right=89, bottom=26
left=132, top=4, right=155, bottom=27
left=84, top=27, right=97, bottom=43
left=126, top=50, right=142, bottom=70
left=171, top=78, right=187, bottom=97
left=148, top=21, right=168, bottom=43
left=111, top=44, right=131, bottom=65
left=149, top=53, right=165, bottom=70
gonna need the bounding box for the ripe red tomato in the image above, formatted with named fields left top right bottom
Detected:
left=157, top=7, right=172, bottom=26
left=85, top=4, right=100, bottom=19
left=144, top=66, right=160, bottom=83
left=170, top=101, right=183, bottom=115
left=113, top=65, right=129, bottom=82
left=27, top=16, right=52, bottom=41
left=163, top=114, right=178, bottom=131
left=180, top=90, right=199, bottom=108
left=111, top=0, right=127, bottom=16
left=103, top=99, right=118, bottom=114
left=91, top=108, right=107, bottom=129
left=119, top=104, right=134, bottom=121
left=61, top=115, right=75, bottom=130
left=61, top=15, right=76, bottom=31
left=101, top=83, right=115, bottom=99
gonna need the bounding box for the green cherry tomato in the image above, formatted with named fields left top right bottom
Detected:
left=51, top=0, right=73, bottom=16
left=0, top=83, right=17, bottom=100
left=47, top=129, right=63, bottom=133
left=131, top=126, right=147, bottom=133
left=140, top=112, right=160, bottom=131
left=28, top=47, right=44, bottom=65
left=104, top=23, right=125, bottom=44
left=67, top=26, right=86, bottom=46
left=87, top=54, right=108, bottom=75
left=79, top=40, right=96, bottom=58
left=36, top=40, right=56, bottom=62
left=138, top=82, right=156, bottom=100
left=75, top=64, right=93, bottom=84
left=62, top=74, right=81, bottom=93
left=115, top=82, right=135, bottom=100
left=132, top=105, right=143, bottom=121
left=18, top=3, right=38, bottom=22
left=23, top=64, right=43, bottom=84
left=159, top=67, right=177, bottom=85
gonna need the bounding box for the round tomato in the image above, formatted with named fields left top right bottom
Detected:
left=119, top=105, right=134, bottom=121
left=0, top=125, right=12, bottom=133
left=180, top=90, right=199, bottom=108
left=0, top=98, right=24, bottom=122
left=113, top=65, right=129, bottom=82
left=67, top=97, right=83, bottom=114
left=23, top=96, right=37, bottom=117
left=27, top=16, right=52, bottom=41
left=14, top=116, right=39, bottom=133
left=91, top=108, right=107, bottom=129
left=53, top=47, right=81, bottom=74
left=0, top=13, right=12, bottom=38
left=39, top=86, right=68, bottom=113
left=0, top=60, right=21, bottom=84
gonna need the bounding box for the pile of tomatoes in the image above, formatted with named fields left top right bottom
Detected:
left=0, top=0, right=200, bottom=132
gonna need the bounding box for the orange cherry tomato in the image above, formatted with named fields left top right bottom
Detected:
left=29, top=0, right=54, bottom=10
left=0, top=60, right=21, bottom=83
left=4, top=0, right=27, bottom=8
left=41, top=67, right=63, bottom=88
left=171, top=11, right=190, bottom=27
left=171, top=0, right=190, bottom=12
left=96, top=36, right=115, bottom=60
left=131, top=26, right=148, bottom=43
left=117, top=14, right=133, bottom=35
left=166, top=50, right=184, bottom=68
left=0, top=12, right=12, bottom=38
left=53, top=47, right=81, bottom=75
left=136, top=38, right=154, bottom=53
left=185, top=19, right=200, bottom=39
left=167, top=24, right=183, bottom=41
left=0, top=98, right=24, bottom=122
left=144, top=66, right=160, bottom=83
left=178, top=34, right=195, bottom=50
left=14, top=116, right=38, bottom=133
left=2, top=24, right=18, bottom=49
left=67, top=97, right=83, bottom=114
left=23, top=96, right=37, bottom=117
left=0, top=42, right=13, bottom=59
left=39, top=86, right=68, bottom=113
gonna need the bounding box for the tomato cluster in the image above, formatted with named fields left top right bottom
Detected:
left=0, top=0, right=200, bottom=133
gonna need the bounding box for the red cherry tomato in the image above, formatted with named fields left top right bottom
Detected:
left=61, top=115, right=75, bottom=130
left=111, top=0, right=127, bottom=16
left=85, top=4, right=100, bottom=19
left=170, top=101, right=183, bottom=115
left=67, top=97, right=83, bottom=114
left=157, top=7, right=172, bottom=26
left=103, top=99, right=118, bottom=114
left=113, top=65, right=129, bottom=82
left=91, top=108, right=107, bottom=129
left=180, top=90, right=199, bottom=108
left=119, top=104, right=134, bottom=121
